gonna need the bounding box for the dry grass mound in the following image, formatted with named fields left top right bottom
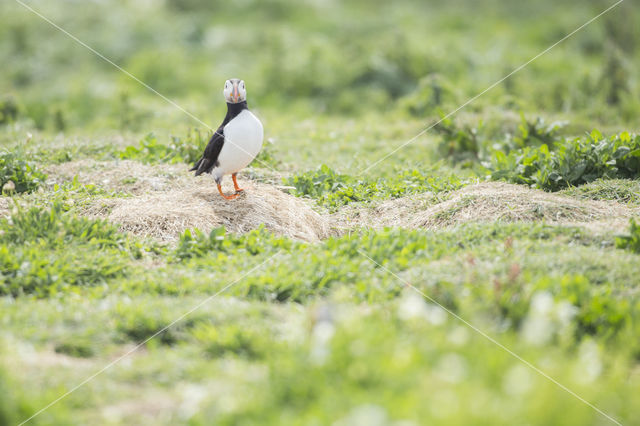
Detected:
left=99, top=179, right=329, bottom=241
left=333, top=181, right=638, bottom=234
left=41, top=161, right=640, bottom=238
left=332, top=191, right=441, bottom=231
left=47, top=160, right=329, bottom=242
left=409, top=182, right=638, bottom=231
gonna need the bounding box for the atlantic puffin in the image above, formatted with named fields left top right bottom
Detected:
left=190, top=78, right=264, bottom=200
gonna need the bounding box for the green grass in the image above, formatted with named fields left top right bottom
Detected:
left=0, top=204, right=141, bottom=297
left=119, top=129, right=208, bottom=165
left=2, top=0, right=640, bottom=424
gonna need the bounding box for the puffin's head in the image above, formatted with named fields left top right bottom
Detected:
left=223, top=78, right=246, bottom=104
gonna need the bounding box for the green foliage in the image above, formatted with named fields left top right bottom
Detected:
left=173, top=226, right=294, bottom=261
left=488, top=131, right=640, bottom=191
left=119, top=129, right=207, bottom=165
left=285, top=165, right=465, bottom=210
left=400, top=74, right=456, bottom=116
left=54, top=339, right=95, bottom=358
left=434, top=114, right=566, bottom=166
left=115, top=307, right=194, bottom=345
left=0, top=205, right=131, bottom=297
left=286, top=164, right=349, bottom=199
left=510, top=115, right=567, bottom=149
left=0, top=150, right=46, bottom=193
left=191, top=323, right=269, bottom=359
left=169, top=223, right=613, bottom=310
left=31, top=143, right=115, bottom=165
left=51, top=174, right=123, bottom=198
left=434, top=115, right=483, bottom=164
left=13, top=175, right=131, bottom=222
left=2, top=220, right=640, bottom=423
left=0, top=245, right=128, bottom=298
left=616, top=219, right=640, bottom=254
left=2, top=202, right=125, bottom=248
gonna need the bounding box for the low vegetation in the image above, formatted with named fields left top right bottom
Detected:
left=286, top=165, right=467, bottom=210
left=119, top=130, right=208, bottom=165
left=0, top=204, right=136, bottom=297
left=488, top=131, right=640, bottom=191
left=0, top=150, right=46, bottom=193
left=617, top=219, right=640, bottom=253
left=434, top=114, right=567, bottom=165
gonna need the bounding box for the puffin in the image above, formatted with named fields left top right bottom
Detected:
left=190, top=78, right=264, bottom=200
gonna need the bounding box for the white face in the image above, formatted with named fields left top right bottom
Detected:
left=223, top=79, right=247, bottom=103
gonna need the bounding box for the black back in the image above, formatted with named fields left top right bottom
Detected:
left=190, top=101, right=248, bottom=176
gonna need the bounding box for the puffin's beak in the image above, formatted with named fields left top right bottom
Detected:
left=231, top=83, right=239, bottom=102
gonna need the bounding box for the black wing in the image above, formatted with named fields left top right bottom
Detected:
left=190, top=127, right=225, bottom=176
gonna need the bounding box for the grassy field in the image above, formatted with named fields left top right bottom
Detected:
left=1, top=0, right=640, bottom=425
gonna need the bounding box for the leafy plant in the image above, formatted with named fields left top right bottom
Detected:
left=433, top=114, right=567, bottom=166
left=1, top=203, right=126, bottom=249
left=0, top=204, right=132, bottom=297
left=0, top=243, right=128, bottom=297
left=285, top=164, right=465, bottom=210
left=54, top=338, right=95, bottom=358
left=0, top=150, right=46, bottom=193
left=434, top=115, right=483, bottom=164
left=616, top=219, right=640, bottom=253
left=173, top=226, right=294, bottom=261
left=488, top=130, right=640, bottom=191
left=191, top=323, right=269, bottom=359
left=510, top=114, right=567, bottom=149
left=119, top=129, right=208, bottom=165
left=114, top=305, right=203, bottom=345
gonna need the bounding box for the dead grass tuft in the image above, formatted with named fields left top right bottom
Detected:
left=331, top=192, right=442, bottom=232
left=332, top=182, right=638, bottom=235
left=45, top=160, right=329, bottom=242
left=99, top=179, right=329, bottom=241
left=409, top=182, right=638, bottom=232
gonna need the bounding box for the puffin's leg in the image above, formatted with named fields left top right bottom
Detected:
left=216, top=177, right=238, bottom=200
left=217, top=183, right=238, bottom=200
left=232, top=173, right=244, bottom=193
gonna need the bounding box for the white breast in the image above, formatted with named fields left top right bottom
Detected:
left=213, top=110, right=263, bottom=179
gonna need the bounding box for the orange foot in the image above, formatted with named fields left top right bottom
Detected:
left=232, top=173, right=244, bottom=193
left=217, top=183, right=239, bottom=200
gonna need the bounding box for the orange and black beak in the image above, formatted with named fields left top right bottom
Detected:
left=231, top=81, right=239, bottom=103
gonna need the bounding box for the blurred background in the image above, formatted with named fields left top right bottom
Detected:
left=1, top=0, right=638, bottom=174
